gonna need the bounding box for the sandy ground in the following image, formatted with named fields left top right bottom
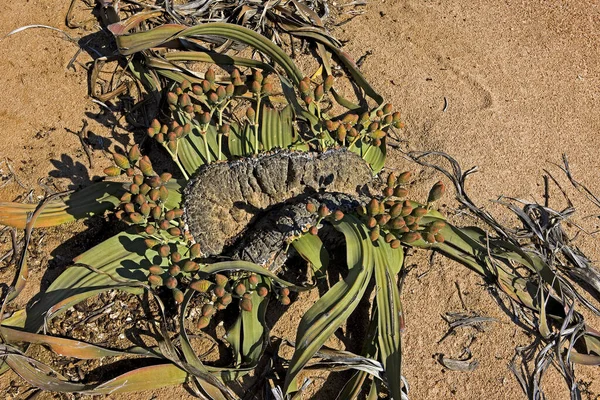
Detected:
left=0, top=0, right=599, bottom=399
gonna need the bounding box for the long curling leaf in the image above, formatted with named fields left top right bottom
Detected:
left=0, top=182, right=124, bottom=229
left=283, top=215, right=375, bottom=395
left=373, top=238, right=403, bottom=400
left=109, top=22, right=304, bottom=85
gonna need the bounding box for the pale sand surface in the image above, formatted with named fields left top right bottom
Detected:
left=0, top=1, right=599, bottom=398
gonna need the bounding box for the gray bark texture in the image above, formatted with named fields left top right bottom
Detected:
left=183, top=149, right=372, bottom=256
left=228, top=192, right=367, bottom=269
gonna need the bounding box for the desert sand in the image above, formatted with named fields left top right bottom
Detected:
left=0, top=0, right=599, bottom=399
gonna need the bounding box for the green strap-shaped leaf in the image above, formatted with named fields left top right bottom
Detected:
left=177, top=124, right=221, bottom=176
left=23, top=230, right=186, bottom=332
left=223, top=276, right=271, bottom=381
left=291, top=233, right=330, bottom=279
left=283, top=216, right=375, bottom=394
left=373, top=238, right=403, bottom=400
left=348, top=137, right=387, bottom=174
left=260, top=104, right=294, bottom=151
left=228, top=122, right=256, bottom=157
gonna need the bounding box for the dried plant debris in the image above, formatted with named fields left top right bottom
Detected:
left=436, top=349, right=479, bottom=372
left=438, top=311, right=497, bottom=343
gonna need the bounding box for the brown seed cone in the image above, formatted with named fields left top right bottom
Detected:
left=389, top=203, right=403, bottom=218
left=280, top=296, right=291, bottom=306
left=309, top=226, right=319, bottom=235
left=205, top=67, right=216, bottom=83
left=240, top=298, right=253, bottom=312
left=257, top=285, right=269, bottom=297
left=246, top=107, right=256, bottom=120
left=280, top=287, right=290, bottom=297
left=134, top=194, right=146, bottom=206
left=401, top=232, right=421, bottom=243
left=386, top=172, right=397, bottom=188
left=159, top=186, right=169, bottom=202
left=172, top=288, right=184, bottom=304
left=299, top=78, right=311, bottom=95
left=165, top=210, right=176, bottom=221
left=367, top=199, right=380, bottom=216
left=183, top=260, right=199, bottom=272
left=139, top=157, right=154, bottom=176
left=144, top=238, right=160, bottom=249
left=151, top=206, right=162, bottom=220
left=385, top=233, right=395, bottom=243
left=390, top=239, right=401, bottom=249
left=159, top=219, right=170, bottom=231
left=202, top=304, right=214, bottom=317
left=213, top=285, right=226, bottom=298
left=434, top=234, right=445, bottom=243
left=248, top=274, right=259, bottom=286
left=390, top=217, right=406, bottom=230
left=401, top=205, right=413, bottom=217
left=165, top=276, right=178, bottom=289
left=129, top=184, right=140, bottom=195
left=412, top=207, right=428, bottom=218
left=305, top=203, right=317, bottom=213
left=393, top=187, right=408, bottom=198
left=133, top=174, right=144, bottom=185
left=220, top=293, right=233, bottom=305
left=139, top=183, right=151, bottom=195
left=167, top=141, right=177, bottom=153
left=324, top=75, right=334, bottom=92
left=383, top=187, right=394, bottom=197
left=148, top=265, right=164, bottom=275
left=424, top=233, right=436, bottom=243
left=168, top=264, right=181, bottom=276
left=404, top=216, right=416, bottom=226
left=314, top=84, right=324, bottom=101
left=333, top=210, right=345, bottom=221
left=148, top=274, right=163, bottom=286
left=431, top=220, right=446, bottom=230
left=406, top=224, right=419, bottom=233
left=214, top=274, right=228, bottom=287
left=318, top=204, right=330, bottom=218
left=234, top=283, right=247, bottom=296
left=383, top=103, right=393, bottom=114
left=427, top=181, right=446, bottom=203
left=250, top=80, right=261, bottom=94
left=377, top=214, right=391, bottom=226
left=129, top=213, right=144, bottom=224
left=171, top=252, right=182, bottom=263
left=190, top=279, right=212, bottom=293
left=145, top=225, right=156, bottom=235
left=397, top=171, right=411, bottom=184
left=104, top=166, right=121, bottom=176
left=370, top=227, right=380, bottom=242
left=158, top=244, right=170, bottom=258
left=113, top=153, right=130, bottom=170
left=366, top=216, right=377, bottom=229
left=196, top=316, right=211, bottom=329
left=190, top=243, right=201, bottom=258
left=123, top=203, right=135, bottom=214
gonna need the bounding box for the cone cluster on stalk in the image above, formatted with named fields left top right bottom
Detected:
left=147, top=66, right=278, bottom=162
left=104, top=149, right=203, bottom=303
left=188, top=272, right=293, bottom=330
left=304, top=172, right=447, bottom=249
left=313, top=90, right=402, bottom=149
